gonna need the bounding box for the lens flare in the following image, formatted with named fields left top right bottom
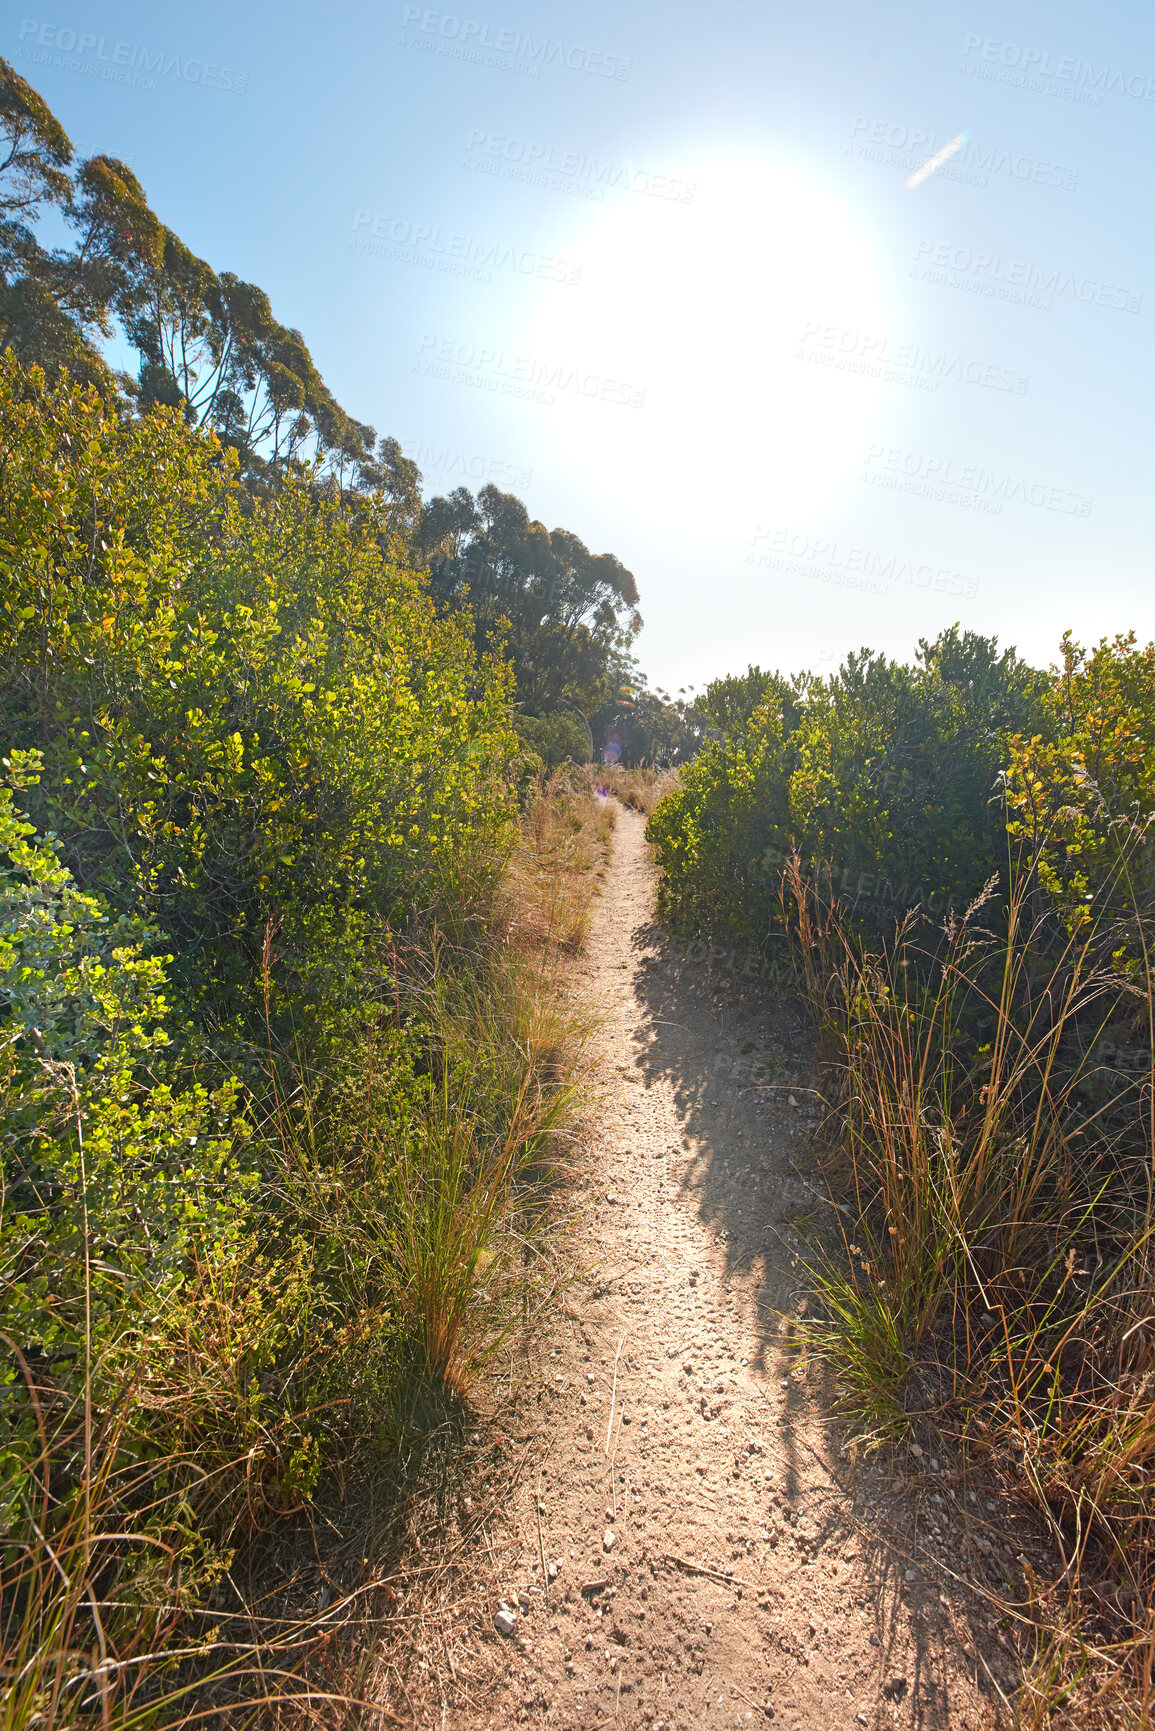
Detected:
left=905, top=132, right=968, bottom=190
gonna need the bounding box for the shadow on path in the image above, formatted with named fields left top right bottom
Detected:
left=612, top=868, right=1002, bottom=1727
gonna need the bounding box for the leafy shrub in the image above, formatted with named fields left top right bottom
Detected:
left=1005, top=631, right=1155, bottom=925
left=0, top=762, right=250, bottom=1518
left=0, top=355, right=517, bottom=1040
left=513, top=709, right=591, bottom=766
left=649, top=626, right=1048, bottom=942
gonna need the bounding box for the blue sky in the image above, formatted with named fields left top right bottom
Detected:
left=10, top=0, right=1154, bottom=696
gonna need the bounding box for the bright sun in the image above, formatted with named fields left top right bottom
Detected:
left=529, top=150, right=889, bottom=537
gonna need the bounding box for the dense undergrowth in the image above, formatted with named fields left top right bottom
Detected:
left=649, top=634, right=1155, bottom=1726
left=0, top=359, right=613, bottom=1725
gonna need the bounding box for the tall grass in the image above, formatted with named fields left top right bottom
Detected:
left=774, top=831, right=1155, bottom=1725
left=599, top=762, right=681, bottom=816
left=509, top=764, right=617, bottom=952
left=0, top=776, right=610, bottom=1728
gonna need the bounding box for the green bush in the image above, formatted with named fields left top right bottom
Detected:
left=0, top=356, right=517, bottom=1041
left=649, top=626, right=1048, bottom=942
left=0, top=763, right=249, bottom=1472
left=1005, top=631, right=1155, bottom=927
left=513, top=709, right=591, bottom=767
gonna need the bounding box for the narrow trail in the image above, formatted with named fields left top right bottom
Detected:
left=444, top=807, right=992, bottom=1729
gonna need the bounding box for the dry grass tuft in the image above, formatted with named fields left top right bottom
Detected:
left=597, top=763, right=681, bottom=816
left=506, top=766, right=617, bottom=953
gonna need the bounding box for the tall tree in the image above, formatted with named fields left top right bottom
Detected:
left=417, top=482, right=641, bottom=717
left=0, top=56, right=71, bottom=243
left=59, top=154, right=164, bottom=336
left=0, top=57, right=109, bottom=384
left=0, top=67, right=379, bottom=483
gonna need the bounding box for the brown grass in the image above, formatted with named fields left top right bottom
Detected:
left=597, top=762, right=681, bottom=816
left=507, top=765, right=617, bottom=953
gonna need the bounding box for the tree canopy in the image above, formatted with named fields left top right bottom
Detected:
left=0, top=59, right=375, bottom=483
left=416, top=482, right=642, bottom=723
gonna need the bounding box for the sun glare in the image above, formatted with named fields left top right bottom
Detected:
left=529, top=152, right=889, bottom=535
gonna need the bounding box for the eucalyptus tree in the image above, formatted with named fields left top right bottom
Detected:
left=416, top=481, right=642, bottom=718
left=0, top=57, right=109, bottom=383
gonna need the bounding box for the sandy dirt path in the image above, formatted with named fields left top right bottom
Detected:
left=438, top=807, right=995, bottom=1729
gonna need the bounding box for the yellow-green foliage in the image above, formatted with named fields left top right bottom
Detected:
left=1006, top=631, right=1155, bottom=933
left=0, top=355, right=516, bottom=1032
